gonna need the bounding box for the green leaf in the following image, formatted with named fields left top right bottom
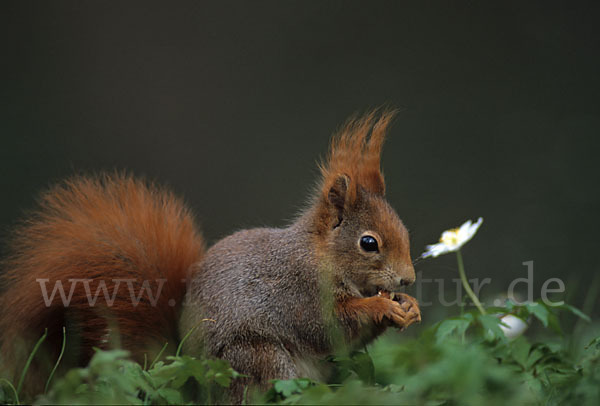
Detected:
left=157, top=388, right=183, bottom=404
left=169, top=356, right=206, bottom=388
left=525, top=347, right=546, bottom=370
left=510, top=337, right=531, bottom=369
left=547, top=312, right=563, bottom=335
left=349, top=351, right=375, bottom=385
left=554, top=303, right=591, bottom=322
left=206, top=358, right=240, bottom=387
left=270, top=378, right=314, bottom=400
left=274, top=379, right=302, bottom=398
left=525, top=302, right=549, bottom=327
left=89, top=348, right=130, bottom=367
left=435, top=315, right=473, bottom=344
left=504, top=299, right=516, bottom=312
left=328, top=351, right=376, bottom=385
left=478, top=314, right=506, bottom=341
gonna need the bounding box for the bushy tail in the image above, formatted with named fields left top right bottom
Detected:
left=0, top=173, right=204, bottom=391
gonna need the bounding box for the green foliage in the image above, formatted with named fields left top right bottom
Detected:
left=0, top=299, right=596, bottom=405
left=16, top=349, right=240, bottom=405
left=261, top=300, right=598, bottom=406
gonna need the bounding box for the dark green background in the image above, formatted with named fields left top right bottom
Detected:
left=2, top=1, right=599, bottom=316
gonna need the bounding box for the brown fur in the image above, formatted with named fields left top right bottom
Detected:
left=312, top=111, right=418, bottom=342
left=319, top=109, right=395, bottom=201
left=0, top=173, right=204, bottom=395
left=336, top=293, right=421, bottom=340
left=181, top=110, right=419, bottom=402
left=0, top=110, right=419, bottom=403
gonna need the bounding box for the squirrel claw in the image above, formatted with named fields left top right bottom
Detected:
left=384, top=293, right=421, bottom=329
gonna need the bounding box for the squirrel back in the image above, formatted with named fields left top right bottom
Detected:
left=0, top=174, right=204, bottom=392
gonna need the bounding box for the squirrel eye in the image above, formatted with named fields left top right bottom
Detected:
left=359, top=235, right=379, bottom=252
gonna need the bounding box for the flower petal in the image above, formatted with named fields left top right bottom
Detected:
left=421, top=217, right=484, bottom=258
left=457, top=219, right=473, bottom=238
left=421, top=242, right=451, bottom=258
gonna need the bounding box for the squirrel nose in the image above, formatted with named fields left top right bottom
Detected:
left=394, top=275, right=415, bottom=287
left=400, top=277, right=414, bottom=287
left=394, top=264, right=416, bottom=287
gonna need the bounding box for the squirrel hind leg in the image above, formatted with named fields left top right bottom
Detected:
left=220, top=339, right=298, bottom=403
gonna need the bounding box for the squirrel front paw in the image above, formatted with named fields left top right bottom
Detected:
left=373, top=293, right=421, bottom=330
left=390, top=293, right=421, bottom=329
left=337, top=294, right=421, bottom=334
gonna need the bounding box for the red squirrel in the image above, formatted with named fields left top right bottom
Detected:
left=0, top=110, right=420, bottom=401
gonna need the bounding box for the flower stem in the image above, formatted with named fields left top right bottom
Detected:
left=456, top=250, right=486, bottom=315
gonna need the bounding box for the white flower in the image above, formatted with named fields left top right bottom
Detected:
left=499, top=314, right=528, bottom=339
left=421, top=217, right=483, bottom=258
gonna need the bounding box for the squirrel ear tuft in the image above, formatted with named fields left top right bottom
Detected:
left=327, top=174, right=349, bottom=227
left=319, top=109, right=395, bottom=202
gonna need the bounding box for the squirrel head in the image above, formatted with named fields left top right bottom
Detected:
left=311, top=110, right=415, bottom=297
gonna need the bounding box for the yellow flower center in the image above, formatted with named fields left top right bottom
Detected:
left=440, top=228, right=460, bottom=246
